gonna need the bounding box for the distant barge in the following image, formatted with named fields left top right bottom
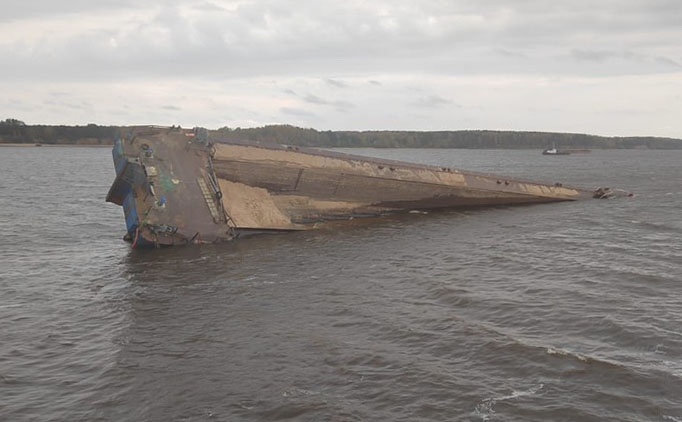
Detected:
left=106, top=127, right=591, bottom=247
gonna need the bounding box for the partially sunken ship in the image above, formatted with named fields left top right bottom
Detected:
left=106, top=126, right=591, bottom=247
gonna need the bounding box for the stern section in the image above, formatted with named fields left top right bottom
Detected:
left=106, top=127, right=234, bottom=247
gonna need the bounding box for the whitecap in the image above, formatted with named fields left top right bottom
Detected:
left=473, top=384, right=544, bottom=421
left=546, top=347, right=588, bottom=362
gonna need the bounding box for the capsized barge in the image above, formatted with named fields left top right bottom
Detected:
left=106, top=126, right=590, bottom=247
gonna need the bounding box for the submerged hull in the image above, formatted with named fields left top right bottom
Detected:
left=106, top=127, right=588, bottom=246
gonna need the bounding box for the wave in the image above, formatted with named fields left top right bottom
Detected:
left=473, top=384, right=544, bottom=421
left=629, top=219, right=682, bottom=234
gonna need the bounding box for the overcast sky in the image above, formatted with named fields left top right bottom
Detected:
left=1, top=0, right=681, bottom=136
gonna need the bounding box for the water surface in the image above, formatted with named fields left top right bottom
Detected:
left=1, top=147, right=681, bottom=421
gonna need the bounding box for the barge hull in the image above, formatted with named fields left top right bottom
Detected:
left=106, top=127, right=588, bottom=246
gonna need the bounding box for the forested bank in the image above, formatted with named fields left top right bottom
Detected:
left=213, top=125, right=682, bottom=149
left=2, top=119, right=681, bottom=149
left=0, top=119, right=117, bottom=146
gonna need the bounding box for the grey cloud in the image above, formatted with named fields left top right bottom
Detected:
left=4, top=98, right=32, bottom=112
left=1, top=0, right=681, bottom=136
left=285, top=90, right=354, bottom=112
left=570, top=49, right=682, bottom=69
left=494, top=48, right=527, bottom=59
left=571, top=49, right=618, bottom=62
left=326, top=79, right=348, bottom=88
left=0, top=0, right=135, bottom=22
left=303, top=95, right=327, bottom=105
left=64, top=103, right=88, bottom=110
left=412, top=95, right=455, bottom=108
left=109, top=108, right=133, bottom=116
left=43, top=97, right=91, bottom=110
left=193, top=1, right=227, bottom=12
left=655, top=56, right=682, bottom=68
left=280, top=107, right=315, bottom=117
left=302, top=94, right=354, bottom=111
left=2, top=0, right=681, bottom=82
left=331, top=101, right=354, bottom=112
left=162, top=105, right=182, bottom=110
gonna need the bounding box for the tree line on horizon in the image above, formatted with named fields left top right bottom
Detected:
left=2, top=119, right=681, bottom=149
left=0, top=119, right=117, bottom=146
left=212, top=125, right=682, bottom=149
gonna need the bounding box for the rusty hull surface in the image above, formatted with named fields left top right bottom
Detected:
left=106, top=127, right=589, bottom=246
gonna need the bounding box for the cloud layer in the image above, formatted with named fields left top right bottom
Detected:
left=1, top=0, right=681, bottom=136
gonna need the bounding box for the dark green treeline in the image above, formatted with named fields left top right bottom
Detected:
left=2, top=119, right=681, bottom=149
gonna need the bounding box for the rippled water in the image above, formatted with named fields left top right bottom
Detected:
left=1, top=146, right=681, bottom=421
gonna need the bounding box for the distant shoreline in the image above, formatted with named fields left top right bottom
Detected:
left=2, top=121, right=682, bottom=149
left=1, top=142, right=679, bottom=151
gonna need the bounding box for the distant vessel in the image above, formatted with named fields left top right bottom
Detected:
left=542, top=145, right=570, bottom=155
